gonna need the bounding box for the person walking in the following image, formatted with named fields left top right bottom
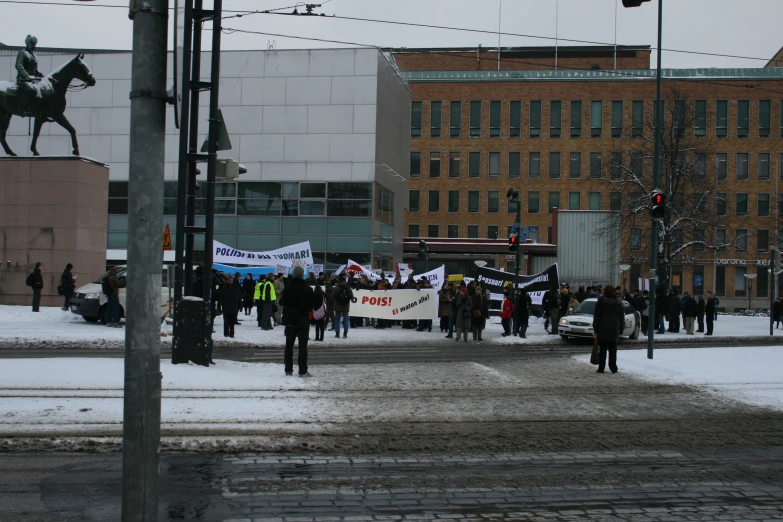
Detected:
left=516, top=291, right=531, bottom=338
left=332, top=275, right=354, bottom=339
left=26, top=262, right=44, bottom=312
left=668, top=289, right=681, bottom=333
left=59, top=263, right=76, bottom=311
left=593, top=285, right=624, bottom=374
left=469, top=286, right=484, bottom=341
left=772, top=297, right=782, bottom=330
left=312, top=284, right=326, bottom=341
left=454, top=286, right=472, bottom=342
left=500, top=290, right=514, bottom=337
left=241, top=274, right=255, bottom=316
left=105, top=266, right=125, bottom=328
left=696, top=294, right=706, bottom=333
left=220, top=274, right=241, bottom=338
left=705, top=291, right=718, bottom=336
left=545, top=288, right=561, bottom=334
left=682, top=291, right=697, bottom=335
left=280, top=266, right=315, bottom=377
left=438, top=283, right=453, bottom=333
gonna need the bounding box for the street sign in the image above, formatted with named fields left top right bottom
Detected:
left=162, top=224, right=172, bottom=251
left=172, top=0, right=186, bottom=129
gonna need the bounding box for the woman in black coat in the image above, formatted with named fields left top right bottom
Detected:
left=593, top=285, right=625, bottom=374
left=241, top=274, right=255, bottom=316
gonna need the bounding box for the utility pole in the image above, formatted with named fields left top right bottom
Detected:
left=123, top=0, right=168, bottom=519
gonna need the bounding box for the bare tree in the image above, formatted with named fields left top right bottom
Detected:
left=592, top=88, right=747, bottom=286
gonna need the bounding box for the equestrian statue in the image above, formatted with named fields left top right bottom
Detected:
left=0, top=35, right=96, bottom=157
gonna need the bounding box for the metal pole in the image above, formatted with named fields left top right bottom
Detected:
left=513, top=197, right=521, bottom=335
left=647, top=0, right=663, bottom=360
left=122, top=0, right=167, bottom=519
left=772, top=248, right=778, bottom=336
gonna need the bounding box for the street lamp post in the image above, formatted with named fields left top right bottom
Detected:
left=744, top=273, right=757, bottom=313
left=507, top=189, right=522, bottom=335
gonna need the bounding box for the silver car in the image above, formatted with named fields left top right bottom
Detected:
left=558, top=297, right=641, bottom=342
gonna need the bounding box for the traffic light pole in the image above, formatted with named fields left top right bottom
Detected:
left=647, top=0, right=663, bottom=360
left=513, top=197, right=521, bottom=336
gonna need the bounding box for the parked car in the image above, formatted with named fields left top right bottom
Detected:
left=69, top=266, right=171, bottom=324
left=557, top=297, right=640, bottom=342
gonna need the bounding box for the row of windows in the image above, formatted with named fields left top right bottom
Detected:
left=410, top=150, right=783, bottom=181
left=409, top=189, right=783, bottom=217
left=408, top=223, right=544, bottom=242
left=629, top=228, right=782, bottom=254
left=411, top=99, right=783, bottom=139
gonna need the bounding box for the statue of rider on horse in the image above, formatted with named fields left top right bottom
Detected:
left=16, top=35, right=45, bottom=117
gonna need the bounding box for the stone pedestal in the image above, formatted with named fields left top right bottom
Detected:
left=0, top=157, right=109, bottom=308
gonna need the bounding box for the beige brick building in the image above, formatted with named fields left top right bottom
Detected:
left=392, top=46, right=783, bottom=311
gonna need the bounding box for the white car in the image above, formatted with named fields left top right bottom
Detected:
left=558, top=297, right=641, bottom=341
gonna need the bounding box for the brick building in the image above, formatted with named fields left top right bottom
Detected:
left=392, top=45, right=783, bottom=311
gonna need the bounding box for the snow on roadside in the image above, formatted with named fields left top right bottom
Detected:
left=573, top=346, right=783, bottom=412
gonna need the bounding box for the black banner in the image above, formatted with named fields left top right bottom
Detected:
left=476, top=264, right=560, bottom=300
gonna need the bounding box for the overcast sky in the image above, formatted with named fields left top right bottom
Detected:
left=1, top=0, right=780, bottom=69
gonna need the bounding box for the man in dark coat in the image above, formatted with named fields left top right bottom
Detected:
left=655, top=285, right=669, bottom=334
left=220, top=274, right=242, bottom=338
left=544, top=289, right=560, bottom=334
left=704, top=291, right=717, bottom=336
left=28, top=262, right=44, bottom=312
left=575, top=286, right=588, bottom=303
left=696, top=294, right=706, bottom=333
left=280, top=266, right=315, bottom=377
left=59, top=263, right=76, bottom=311
left=668, top=289, right=681, bottom=333
left=682, top=291, right=698, bottom=335
left=593, top=285, right=624, bottom=374
left=516, top=291, right=532, bottom=338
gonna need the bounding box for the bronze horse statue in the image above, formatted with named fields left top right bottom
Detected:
left=0, top=54, right=96, bottom=157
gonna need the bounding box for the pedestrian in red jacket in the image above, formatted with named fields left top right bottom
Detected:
left=501, top=290, right=514, bottom=337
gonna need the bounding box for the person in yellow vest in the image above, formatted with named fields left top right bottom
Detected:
left=255, top=274, right=277, bottom=330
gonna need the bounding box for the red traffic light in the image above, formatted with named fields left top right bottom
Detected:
left=508, top=234, right=518, bottom=252
left=652, top=193, right=663, bottom=205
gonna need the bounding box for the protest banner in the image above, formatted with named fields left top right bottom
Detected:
left=346, top=259, right=380, bottom=281
left=274, top=264, right=289, bottom=275
left=213, top=240, right=313, bottom=266
left=476, top=264, right=559, bottom=304
left=349, top=289, right=437, bottom=320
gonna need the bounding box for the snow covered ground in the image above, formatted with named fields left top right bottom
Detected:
left=0, top=304, right=779, bottom=348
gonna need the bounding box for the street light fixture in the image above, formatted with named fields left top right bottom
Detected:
left=743, top=273, right=758, bottom=313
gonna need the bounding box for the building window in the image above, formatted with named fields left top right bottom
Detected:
left=716, top=192, right=727, bottom=216
left=550, top=101, right=562, bottom=137
left=631, top=152, right=644, bottom=179
left=108, top=181, right=129, bottom=214
left=630, top=228, right=642, bottom=251
left=757, top=267, right=769, bottom=298
left=716, top=153, right=727, bottom=180
left=530, top=100, right=542, bottom=137
left=758, top=153, right=770, bottom=180
left=569, top=152, right=581, bottom=179
left=590, top=100, right=602, bottom=137
left=490, top=101, right=501, bottom=137
left=693, top=192, right=706, bottom=215
left=570, top=100, right=582, bottom=137
left=736, top=153, right=749, bottom=180
left=716, top=229, right=727, bottom=252
left=428, top=190, right=440, bottom=212
left=411, top=101, right=422, bottom=137
left=409, top=190, right=420, bottom=212
left=609, top=192, right=622, bottom=211
left=430, top=101, right=442, bottom=138
left=450, top=101, right=461, bottom=137
left=737, top=100, right=749, bottom=137
left=449, top=152, right=461, bottom=178
left=589, top=152, right=602, bottom=179
left=734, top=266, right=747, bottom=297
left=508, top=152, right=521, bottom=178
left=427, top=224, right=439, bottom=238
left=610, top=152, right=623, bottom=179
left=611, top=100, right=623, bottom=137
left=568, top=192, right=581, bottom=210
left=487, top=225, right=499, bottom=240
left=674, top=100, right=686, bottom=137
left=547, top=227, right=553, bottom=244
left=467, top=225, right=479, bottom=239
left=736, top=193, right=748, bottom=216
left=548, top=191, right=560, bottom=213
left=715, top=265, right=726, bottom=296
left=695, top=100, right=707, bottom=137
left=410, top=152, right=421, bottom=177
left=488, top=191, right=500, bottom=213
left=589, top=192, right=601, bottom=210
left=528, top=191, right=540, bottom=214
left=758, top=193, right=770, bottom=216
left=508, top=197, right=519, bottom=214
left=632, top=100, right=644, bottom=137
left=736, top=229, right=748, bottom=252
left=468, top=191, right=480, bottom=212
left=429, top=152, right=441, bottom=178
left=408, top=224, right=419, bottom=237
left=716, top=100, right=728, bottom=137
left=469, top=152, right=481, bottom=178
left=548, top=152, right=561, bottom=179
left=447, top=224, right=459, bottom=238
left=759, top=100, right=770, bottom=138
left=653, top=100, right=665, bottom=130
left=469, top=101, right=481, bottom=137
left=757, top=229, right=770, bottom=252
left=448, top=190, right=459, bottom=212
left=528, top=152, right=541, bottom=179
left=509, top=100, right=521, bottom=137
left=693, top=265, right=705, bottom=295
left=693, top=229, right=706, bottom=252
left=489, top=152, right=501, bottom=178
left=695, top=153, right=706, bottom=179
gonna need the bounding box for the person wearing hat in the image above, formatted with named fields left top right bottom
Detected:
left=279, top=265, right=315, bottom=377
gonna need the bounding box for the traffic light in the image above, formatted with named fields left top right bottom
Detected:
left=508, top=234, right=518, bottom=252
left=622, top=0, right=650, bottom=7
left=651, top=191, right=665, bottom=219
